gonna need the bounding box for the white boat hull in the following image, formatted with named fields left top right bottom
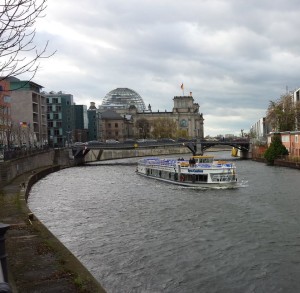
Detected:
left=136, top=156, right=238, bottom=189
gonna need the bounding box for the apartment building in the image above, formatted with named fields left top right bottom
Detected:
left=44, top=91, right=75, bottom=147
left=9, top=77, right=47, bottom=147
left=250, top=117, right=272, bottom=143
left=100, top=110, right=127, bottom=141
left=73, top=104, right=88, bottom=142
left=87, top=102, right=99, bottom=141
left=0, top=79, right=12, bottom=148
left=45, top=92, right=89, bottom=147
left=293, top=88, right=300, bottom=131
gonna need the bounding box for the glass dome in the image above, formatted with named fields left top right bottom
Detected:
left=100, top=88, right=146, bottom=111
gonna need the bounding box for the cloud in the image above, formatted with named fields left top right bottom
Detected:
left=24, top=0, right=300, bottom=136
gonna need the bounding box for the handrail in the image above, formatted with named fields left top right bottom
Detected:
left=0, top=223, right=11, bottom=292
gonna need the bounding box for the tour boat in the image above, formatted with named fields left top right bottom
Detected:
left=136, top=155, right=238, bottom=188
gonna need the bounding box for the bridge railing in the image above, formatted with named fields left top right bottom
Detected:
left=2, top=146, right=50, bottom=161
left=0, top=223, right=11, bottom=292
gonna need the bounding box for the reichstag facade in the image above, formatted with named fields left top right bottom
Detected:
left=89, top=88, right=204, bottom=141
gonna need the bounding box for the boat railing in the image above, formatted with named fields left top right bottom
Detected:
left=214, top=163, right=233, bottom=168
left=181, top=163, right=212, bottom=169
left=211, top=174, right=235, bottom=182
left=140, top=158, right=234, bottom=169
left=140, top=158, right=176, bottom=167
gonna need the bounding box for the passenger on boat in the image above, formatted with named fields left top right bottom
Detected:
left=189, top=157, right=196, bottom=166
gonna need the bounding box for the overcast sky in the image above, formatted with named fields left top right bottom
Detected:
left=27, top=0, right=300, bottom=136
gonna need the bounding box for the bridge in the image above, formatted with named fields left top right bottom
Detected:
left=71, top=139, right=251, bottom=160
left=198, top=140, right=250, bottom=154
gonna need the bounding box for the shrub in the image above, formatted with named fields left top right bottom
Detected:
left=264, top=135, right=288, bottom=165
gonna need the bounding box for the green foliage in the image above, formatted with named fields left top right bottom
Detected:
left=74, top=276, right=84, bottom=289
left=176, top=129, right=188, bottom=138
left=151, top=118, right=178, bottom=138
left=263, top=135, right=289, bottom=165
left=266, top=93, right=300, bottom=131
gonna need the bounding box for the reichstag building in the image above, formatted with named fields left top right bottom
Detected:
left=91, top=88, right=204, bottom=141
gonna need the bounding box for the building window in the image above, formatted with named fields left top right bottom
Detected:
left=108, top=123, right=111, bottom=128
left=296, top=135, right=298, bottom=143
left=180, top=119, right=188, bottom=127
left=281, top=135, right=289, bottom=143
left=115, top=123, right=118, bottom=127
left=115, top=131, right=118, bottom=136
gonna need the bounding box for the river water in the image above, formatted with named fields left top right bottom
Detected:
left=28, top=152, right=300, bottom=293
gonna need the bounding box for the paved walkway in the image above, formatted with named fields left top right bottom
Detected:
left=0, top=169, right=106, bottom=293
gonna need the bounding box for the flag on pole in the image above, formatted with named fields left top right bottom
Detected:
left=180, top=83, right=184, bottom=95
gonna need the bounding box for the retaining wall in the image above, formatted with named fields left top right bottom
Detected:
left=0, top=151, right=55, bottom=188
left=274, top=159, right=300, bottom=169
left=0, top=149, right=74, bottom=188
left=85, top=146, right=189, bottom=162
left=1, top=146, right=191, bottom=187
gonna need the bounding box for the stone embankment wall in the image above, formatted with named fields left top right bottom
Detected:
left=0, top=151, right=54, bottom=188
left=85, top=146, right=190, bottom=162
left=252, top=154, right=300, bottom=170
left=0, top=146, right=190, bottom=187
left=0, top=149, right=72, bottom=188
left=273, top=159, right=300, bottom=169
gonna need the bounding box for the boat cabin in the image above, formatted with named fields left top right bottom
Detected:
left=192, top=156, right=214, bottom=164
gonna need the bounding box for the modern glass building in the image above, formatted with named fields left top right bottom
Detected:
left=45, top=92, right=75, bottom=147
left=74, top=104, right=88, bottom=142
left=99, top=88, right=146, bottom=112
left=87, top=102, right=100, bottom=141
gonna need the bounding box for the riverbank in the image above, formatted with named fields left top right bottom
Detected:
left=0, top=166, right=105, bottom=293
left=252, top=156, right=300, bottom=169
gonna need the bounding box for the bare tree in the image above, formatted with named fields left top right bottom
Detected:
left=0, top=0, right=54, bottom=80
left=152, top=118, right=178, bottom=139
left=266, top=93, right=300, bottom=132
left=135, top=118, right=150, bottom=139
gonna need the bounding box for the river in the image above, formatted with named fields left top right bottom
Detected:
left=28, top=151, right=300, bottom=293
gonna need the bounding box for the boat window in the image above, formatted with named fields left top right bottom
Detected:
left=196, top=157, right=213, bottom=163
